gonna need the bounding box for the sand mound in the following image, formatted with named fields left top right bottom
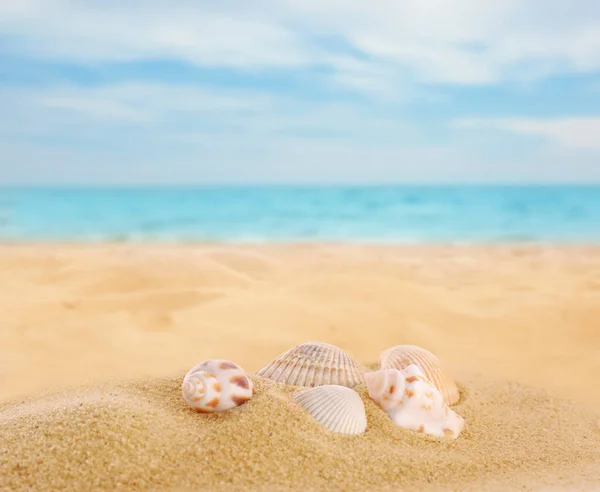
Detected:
left=2, top=244, right=600, bottom=490
left=1, top=373, right=599, bottom=492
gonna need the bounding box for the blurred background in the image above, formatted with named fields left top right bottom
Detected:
left=2, top=2, right=600, bottom=242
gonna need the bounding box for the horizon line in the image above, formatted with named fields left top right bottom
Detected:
left=1, top=183, right=600, bottom=190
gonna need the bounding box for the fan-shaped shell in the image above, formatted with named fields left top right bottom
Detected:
left=294, top=385, right=367, bottom=435
left=182, top=359, right=254, bottom=413
left=379, top=345, right=459, bottom=405
left=256, top=342, right=364, bottom=388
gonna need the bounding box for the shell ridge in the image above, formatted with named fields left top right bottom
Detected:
left=293, top=385, right=366, bottom=435
left=321, top=396, right=346, bottom=428
left=379, top=345, right=459, bottom=405
left=257, top=342, right=363, bottom=388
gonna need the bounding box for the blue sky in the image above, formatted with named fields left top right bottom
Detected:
left=1, top=0, right=600, bottom=184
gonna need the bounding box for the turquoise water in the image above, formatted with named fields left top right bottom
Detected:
left=0, top=186, right=599, bottom=243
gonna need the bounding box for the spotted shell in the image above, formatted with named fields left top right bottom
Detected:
left=182, top=359, right=254, bottom=413
left=294, top=385, right=367, bottom=435
left=379, top=345, right=459, bottom=405
left=365, top=365, right=464, bottom=439
left=256, top=341, right=364, bottom=388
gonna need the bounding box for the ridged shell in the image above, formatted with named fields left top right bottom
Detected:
left=294, top=385, right=367, bottom=435
left=379, top=345, right=459, bottom=405
left=256, top=342, right=364, bottom=388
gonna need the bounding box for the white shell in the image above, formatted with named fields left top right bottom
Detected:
left=256, top=341, right=364, bottom=388
left=294, top=385, right=367, bottom=435
left=364, top=365, right=464, bottom=439
left=182, top=359, right=254, bottom=413
left=380, top=345, right=460, bottom=405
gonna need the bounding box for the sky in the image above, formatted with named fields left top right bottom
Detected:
left=1, top=0, right=600, bottom=185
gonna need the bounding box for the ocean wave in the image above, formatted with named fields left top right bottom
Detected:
left=1, top=186, right=599, bottom=243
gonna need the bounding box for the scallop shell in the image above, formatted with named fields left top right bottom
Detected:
left=294, top=385, right=367, bottom=435
left=182, top=359, right=254, bottom=413
left=379, top=345, right=459, bottom=405
left=364, top=365, right=464, bottom=439
left=256, top=341, right=364, bottom=388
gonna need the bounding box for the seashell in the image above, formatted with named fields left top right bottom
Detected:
left=379, top=345, right=459, bottom=405
left=256, top=341, right=364, bottom=388
left=182, top=359, right=254, bottom=413
left=294, top=385, right=367, bottom=435
left=364, top=364, right=464, bottom=439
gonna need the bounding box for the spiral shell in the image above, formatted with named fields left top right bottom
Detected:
left=365, top=364, right=464, bottom=439
left=182, top=359, right=254, bottom=413
left=379, top=345, right=459, bottom=405
left=256, top=341, right=364, bottom=388
left=294, top=385, right=367, bottom=435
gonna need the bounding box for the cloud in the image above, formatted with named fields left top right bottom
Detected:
left=454, top=117, right=600, bottom=150
left=35, top=83, right=271, bottom=122
left=0, top=82, right=275, bottom=138
left=1, top=1, right=600, bottom=184
left=40, top=96, right=151, bottom=123
left=0, top=81, right=420, bottom=149
left=2, top=0, right=600, bottom=91
left=0, top=1, right=313, bottom=71
left=2, top=78, right=600, bottom=184
left=4, top=129, right=600, bottom=185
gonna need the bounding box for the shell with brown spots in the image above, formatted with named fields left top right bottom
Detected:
left=181, top=359, right=254, bottom=413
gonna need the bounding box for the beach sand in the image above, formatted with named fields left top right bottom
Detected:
left=1, top=244, right=599, bottom=491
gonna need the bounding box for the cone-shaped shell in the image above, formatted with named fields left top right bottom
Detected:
left=379, top=345, right=459, bottom=405
left=365, top=365, right=464, bottom=439
left=294, top=385, right=367, bottom=435
left=256, top=342, right=364, bottom=388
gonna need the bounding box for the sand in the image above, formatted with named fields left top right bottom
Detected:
left=1, top=244, right=599, bottom=491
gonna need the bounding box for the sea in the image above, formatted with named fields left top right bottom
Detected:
left=0, top=186, right=599, bottom=243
